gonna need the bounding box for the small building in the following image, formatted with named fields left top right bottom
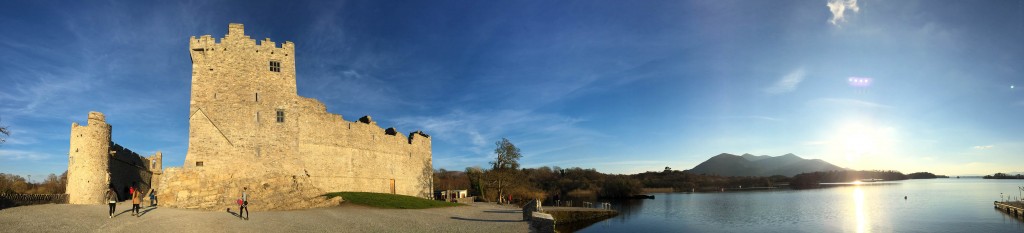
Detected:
left=435, top=190, right=468, bottom=202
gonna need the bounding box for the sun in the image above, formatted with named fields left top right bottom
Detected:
left=827, top=121, right=894, bottom=163
left=841, top=123, right=877, bottom=160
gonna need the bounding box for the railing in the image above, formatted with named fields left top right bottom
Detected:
left=0, top=193, right=69, bottom=209
left=549, top=200, right=613, bottom=210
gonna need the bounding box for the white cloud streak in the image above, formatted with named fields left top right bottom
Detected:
left=391, top=109, right=606, bottom=168
left=810, top=98, right=894, bottom=109
left=973, top=145, right=994, bottom=150
left=764, top=68, right=807, bottom=94
left=0, top=149, right=51, bottom=161
left=827, top=0, right=860, bottom=26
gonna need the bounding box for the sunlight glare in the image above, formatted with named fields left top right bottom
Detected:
left=838, top=122, right=879, bottom=161
left=853, top=187, right=869, bottom=233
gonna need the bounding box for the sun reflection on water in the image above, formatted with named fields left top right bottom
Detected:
left=853, top=187, right=869, bottom=233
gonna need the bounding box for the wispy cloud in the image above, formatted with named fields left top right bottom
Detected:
left=827, top=0, right=860, bottom=26
left=392, top=109, right=606, bottom=168
left=692, top=115, right=783, bottom=122
left=810, top=98, right=894, bottom=109
left=973, top=145, right=994, bottom=150
left=764, top=68, right=806, bottom=94
left=0, top=149, right=51, bottom=161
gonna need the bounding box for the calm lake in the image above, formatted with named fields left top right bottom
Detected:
left=575, top=178, right=1024, bottom=233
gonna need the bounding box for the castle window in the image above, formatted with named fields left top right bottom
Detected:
left=270, top=61, right=281, bottom=72
left=196, top=161, right=204, bottom=167
left=255, top=92, right=259, bottom=102
left=276, top=109, right=285, bottom=123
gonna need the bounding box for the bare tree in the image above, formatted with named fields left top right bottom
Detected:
left=489, top=138, right=521, bottom=204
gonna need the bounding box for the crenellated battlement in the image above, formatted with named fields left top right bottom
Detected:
left=67, top=111, right=162, bottom=204
left=168, top=24, right=432, bottom=210
left=189, top=23, right=294, bottom=57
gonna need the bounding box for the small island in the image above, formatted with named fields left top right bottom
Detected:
left=983, top=173, right=1024, bottom=179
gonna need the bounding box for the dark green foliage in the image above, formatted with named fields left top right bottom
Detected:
left=983, top=173, right=1024, bottom=179
left=909, top=171, right=937, bottom=178
left=491, top=138, right=521, bottom=170
left=632, top=170, right=786, bottom=192
left=489, top=138, right=523, bottom=204
left=791, top=170, right=908, bottom=189
left=599, top=176, right=643, bottom=198
left=465, top=167, right=485, bottom=198
left=323, top=192, right=462, bottom=209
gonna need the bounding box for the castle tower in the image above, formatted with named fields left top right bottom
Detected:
left=148, top=151, right=163, bottom=192
left=158, top=24, right=432, bottom=210
left=67, top=112, right=112, bottom=204
left=185, top=23, right=299, bottom=169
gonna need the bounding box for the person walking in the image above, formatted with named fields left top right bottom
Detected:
left=239, top=187, right=249, bottom=220
left=104, top=185, right=117, bottom=218
left=149, top=189, right=157, bottom=206
left=131, top=186, right=141, bottom=217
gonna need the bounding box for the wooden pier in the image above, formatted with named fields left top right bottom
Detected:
left=994, top=201, right=1024, bottom=221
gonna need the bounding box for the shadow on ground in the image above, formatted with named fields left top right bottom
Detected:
left=226, top=208, right=250, bottom=220
left=483, top=210, right=521, bottom=214
left=450, top=216, right=524, bottom=222
left=137, top=206, right=158, bottom=217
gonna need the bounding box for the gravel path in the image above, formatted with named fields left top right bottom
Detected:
left=0, top=202, right=527, bottom=233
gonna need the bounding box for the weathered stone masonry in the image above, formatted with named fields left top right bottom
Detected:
left=66, top=112, right=162, bottom=204
left=153, top=23, right=433, bottom=210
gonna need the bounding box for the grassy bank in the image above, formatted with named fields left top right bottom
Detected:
left=323, top=192, right=463, bottom=209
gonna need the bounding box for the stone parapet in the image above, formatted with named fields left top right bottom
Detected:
left=529, top=212, right=555, bottom=233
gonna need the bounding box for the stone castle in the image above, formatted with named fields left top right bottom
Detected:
left=67, top=24, right=433, bottom=210
left=66, top=112, right=162, bottom=204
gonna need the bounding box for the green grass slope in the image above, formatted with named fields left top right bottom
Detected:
left=323, top=192, right=463, bottom=209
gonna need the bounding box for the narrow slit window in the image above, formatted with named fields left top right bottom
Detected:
left=270, top=61, right=281, bottom=72
left=196, top=161, right=204, bottom=167
left=255, top=92, right=259, bottom=102
left=276, top=109, right=285, bottom=123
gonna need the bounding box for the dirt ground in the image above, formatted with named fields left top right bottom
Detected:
left=0, top=202, right=528, bottom=233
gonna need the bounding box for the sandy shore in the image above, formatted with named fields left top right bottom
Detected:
left=0, top=202, right=527, bottom=233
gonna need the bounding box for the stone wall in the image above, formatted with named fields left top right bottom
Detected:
left=108, top=143, right=156, bottom=201
left=66, top=112, right=162, bottom=204
left=159, top=24, right=432, bottom=210
left=529, top=212, right=556, bottom=233
left=66, top=112, right=111, bottom=204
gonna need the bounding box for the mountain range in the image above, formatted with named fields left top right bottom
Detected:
left=687, top=153, right=847, bottom=177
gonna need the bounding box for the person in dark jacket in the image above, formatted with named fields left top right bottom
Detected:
left=104, top=185, right=117, bottom=218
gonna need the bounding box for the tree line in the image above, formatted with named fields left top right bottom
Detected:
left=0, top=172, right=68, bottom=194
left=983, top=173, right=1024, bottom=179
left=434, top=138, right=954, bottom=203
left=433, top=138, right=790, bottom=204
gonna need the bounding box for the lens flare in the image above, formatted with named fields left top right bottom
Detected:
left=848, top=77, right=873, bottom=87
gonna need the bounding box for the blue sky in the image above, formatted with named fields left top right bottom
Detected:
left=1, top=0, right=1023, bottom=180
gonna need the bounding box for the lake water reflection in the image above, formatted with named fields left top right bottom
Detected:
left=577, top=179, right=1024, bottom=233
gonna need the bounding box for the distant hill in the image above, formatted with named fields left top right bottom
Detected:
left=688, top=153, right=847, bottom=177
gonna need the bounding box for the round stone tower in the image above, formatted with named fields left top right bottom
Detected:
left=67, top=111, right=112, bottom=204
